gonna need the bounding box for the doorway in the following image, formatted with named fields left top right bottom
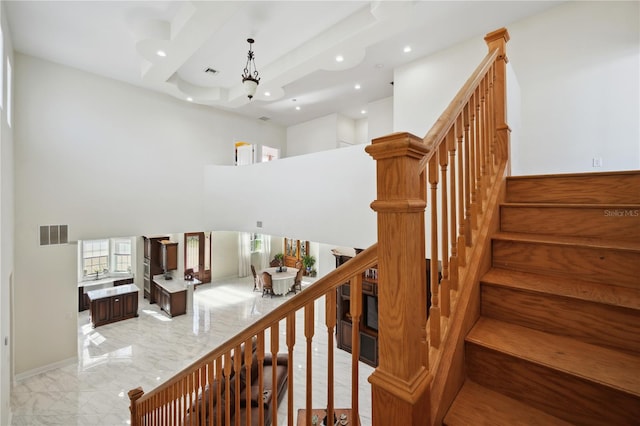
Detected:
left=184, top=232, right=212, bottom=284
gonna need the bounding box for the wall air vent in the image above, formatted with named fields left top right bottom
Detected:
left=204, top=68, right=219, bottom=75
left=39, top=225, right=68, bottom=246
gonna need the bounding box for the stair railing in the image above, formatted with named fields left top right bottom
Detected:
left=129, top=244, right=378, bottom=426
left=365, top=28, right=510, bottom=425
left=129, top=27, right=511, bottom=426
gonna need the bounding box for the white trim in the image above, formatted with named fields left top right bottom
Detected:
left=13, top=356, right=77, bottom=383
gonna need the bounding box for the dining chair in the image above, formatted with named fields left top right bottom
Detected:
left=294, top=260, right=302, bottom=270
left=262, top=272, right=274, bottom=298
left=251, top=265, right=260, bottom=292
left=291, top=267, right=303, bottom=294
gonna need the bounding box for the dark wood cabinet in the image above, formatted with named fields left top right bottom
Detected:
left=143, top=236, right=169, bottom=301
left=162, top=287, right=186, bottom=317
left=79, top=277, right=134, bottom=312
left=160, top=240, right=178, bottom=271
left=87, top=284, right=138, bottom=328
left=334, top=250, right=379, bottom=367
left=93, top=298, right=111, bottom=325
left=114, top=277, right=134, bottom=286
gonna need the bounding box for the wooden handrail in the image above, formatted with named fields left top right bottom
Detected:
left=131, top=27, right=511, bottom=426
left=367, top=28, right=510, bottom=425
left=421, top=49, right=499, bottom=158
left=130, top=243, right=378, bottom=425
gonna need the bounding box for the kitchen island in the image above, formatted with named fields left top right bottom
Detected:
left=152, top=274, right=201, bottom=317
left=78, top=275, right=134, bottom=312
left=86, top=284, right=139, bottom=328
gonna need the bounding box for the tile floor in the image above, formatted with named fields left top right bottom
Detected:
left=10, top=276, right=373, bottom=425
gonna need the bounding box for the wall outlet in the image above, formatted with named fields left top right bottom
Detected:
left=592, top=157, right=602, bottom=168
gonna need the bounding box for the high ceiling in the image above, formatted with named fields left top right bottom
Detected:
left=5, top=1, right=561, bottom=127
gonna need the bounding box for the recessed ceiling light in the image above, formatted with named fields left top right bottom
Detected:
left=354, top=83, right=361, bottom=90
left=264, top=91, right=271, bottom=97
left=375, top=63, right=384, bottom=69
left=361, top=110, right=367, bottom=115
left=186, top=97, right=193, bottom=102
left=295, top=106, right=301, bottom=111
left=156, top=50, right=167, bottom=57
left=403, top=46, right=412, bottom=53
left=335, top=55, right=344, bottom=63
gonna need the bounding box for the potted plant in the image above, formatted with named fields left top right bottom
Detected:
left=302, top=254, right=316, bottom=274
left=274, top=253, right=284, bottom=266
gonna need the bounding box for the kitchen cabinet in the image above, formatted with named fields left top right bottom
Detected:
left=87, top=284, right=139, bottom=328
left=160, top=240, right=178, bottom=271
left=158, top=286, right=186, bottom=317
left=143, top=236, right=169, bottom=301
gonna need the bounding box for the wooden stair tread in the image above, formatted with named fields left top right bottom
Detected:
left=467, top=318, right=640, bottom=396
left=444, top=380, right=573, bottom=426
left=482, top=268, right=640, bottom=310
left=502, top=202, right=640, bottom=208
left=493, top=231, right=640, bottom=251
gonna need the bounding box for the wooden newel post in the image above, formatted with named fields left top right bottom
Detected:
left=128, top=387, right=144, bottom=426
left=366, top=132, right=432, bottom=426
left=484, top=28, right=511, bottom=172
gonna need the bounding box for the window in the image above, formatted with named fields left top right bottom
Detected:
left=82, top=239, right=109, bottom=276
left=113, top=239, right=132, bottom=272
left=250, top=233, right=263, bottom=253
left=80, top=238, right=132, bottom=278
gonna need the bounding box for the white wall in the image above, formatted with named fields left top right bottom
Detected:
left=286, top=113, right=337, bottom=156
left=507, top=1, right=639, bottom=174
left=13, top=54, right=285, bottom=375
left=394, top=1, right=640, bottom=175
left=211, top=231, right=240, bottom=281
left=355, top=118, right=368, bottom=145
left=367, top=96, right=394, bottom=141
left=0, top=3, right=14, bottom=423
left=394, top=37, right=486, bottom=138
left=336, top=114, right=355, bottom=146
left=203, top=144, right=377, bottom=250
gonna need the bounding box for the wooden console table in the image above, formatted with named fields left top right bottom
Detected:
left=297, top=408, right=354, bottom=426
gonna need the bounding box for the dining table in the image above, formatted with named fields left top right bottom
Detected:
left=261, top=267, right=298, bottom=295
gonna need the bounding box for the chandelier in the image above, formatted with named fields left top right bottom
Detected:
left=241, top=38, right=260, bottom=99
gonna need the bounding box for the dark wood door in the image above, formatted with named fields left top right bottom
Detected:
left=123, top=292, right=138, bottom=317
left=93, top=298, right=110, bottom=325
left=111, top=296, right=123, bottom=319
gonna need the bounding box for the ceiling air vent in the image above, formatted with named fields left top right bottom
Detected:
left=259, top=116, right=270, bottom=121
left=39, top=225, right=68, bottom=246
left=204, top=68, right=219, bottom=75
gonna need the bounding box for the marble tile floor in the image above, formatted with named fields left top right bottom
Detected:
left=10, top=276, right=373, bottom=425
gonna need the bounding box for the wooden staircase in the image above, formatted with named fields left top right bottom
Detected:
left=444, top=171, right=640, bottom=425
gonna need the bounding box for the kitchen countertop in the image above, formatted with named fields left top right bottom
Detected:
left=86, top=284, right=139, bottom=301
left=78, top=274, right=134, bottom=288
left=152, top=274, right=201, bottom=293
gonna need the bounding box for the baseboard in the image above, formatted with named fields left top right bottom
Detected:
left=14, top=355, right=77, bottom=384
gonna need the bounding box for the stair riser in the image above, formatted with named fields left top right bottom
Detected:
left=506, top=173, right=640, bottom=204
left=481, top=284, right=640, bottom=354
left=500, top=205, right=640, bottom=241
left=466, top=344, right=640, bottom=425
left=492, top=240, right=640, bottom=288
